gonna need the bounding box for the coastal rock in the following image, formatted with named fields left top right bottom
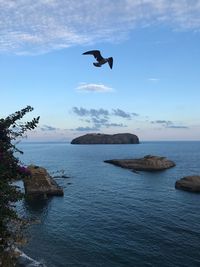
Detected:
left=104, top=155, right=175, bottom=172
left=175, top=175, right=200, bottom=192
left=71, top=133, right=139, bottom=144
left=23, top=165, right=64, bottom=197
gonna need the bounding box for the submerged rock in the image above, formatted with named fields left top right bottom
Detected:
left=105, top=155, right=175, bottom=172
left=23, top=165, right=64, bottom=197
left=53, top=175, right=70, bottom=179
left=71, top=133, right=139, bottom=144
left=175, top=175, right=200, bottom=192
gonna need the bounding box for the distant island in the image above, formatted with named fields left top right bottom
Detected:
left=71, top=133, right=139, bottom=144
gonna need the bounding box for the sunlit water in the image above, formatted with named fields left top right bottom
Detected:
left=17, top=142, right=200, bottom=267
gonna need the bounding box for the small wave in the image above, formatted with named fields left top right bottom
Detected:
left=16, top=249, right=46, bottom=267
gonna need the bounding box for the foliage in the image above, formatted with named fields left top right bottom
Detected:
left=0, top=106, right=39, bottom=257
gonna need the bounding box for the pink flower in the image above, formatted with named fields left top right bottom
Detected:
left=18, top=166, right=31, bottom=175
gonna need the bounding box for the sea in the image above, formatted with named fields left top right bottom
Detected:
left=16, top=141, right=200, bottom=267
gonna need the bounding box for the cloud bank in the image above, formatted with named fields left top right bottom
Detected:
left=40, top=125, right=58, bottom=131
left=72, top=107, right=109, bottom=118
left=151, top=120, right=189, bottom=129
left=112, top=108, right=138, bottom=119
left=71, top=107, right=138, bottom=131
left=1, top=0, right=200, bottom=54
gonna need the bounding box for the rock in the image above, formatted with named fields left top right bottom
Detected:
left=53, top=175, right=70, bottom=179
left=23, top=165, right=64, bottom=197
left=71, top=133, right=139, bottom=144
left=175, top=175, right=200, bottom=192
left=104, top=155, right=175, bottom=172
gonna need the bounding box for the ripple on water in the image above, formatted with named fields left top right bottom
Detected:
left=17, top=142, right=200, bottom=267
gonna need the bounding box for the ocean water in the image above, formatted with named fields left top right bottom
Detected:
left=17, top=141, right=200, bottom=267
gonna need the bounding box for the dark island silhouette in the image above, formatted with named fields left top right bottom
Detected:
left=71, top=133, right=139, bottom=144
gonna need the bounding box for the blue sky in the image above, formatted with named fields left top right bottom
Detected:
left=1, top=0, right=200, bottom=141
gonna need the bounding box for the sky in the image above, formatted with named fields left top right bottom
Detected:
left=1, top=0, right=200, bottom=142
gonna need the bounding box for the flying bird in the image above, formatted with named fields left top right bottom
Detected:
left=82, top=50, right=113, bottom=69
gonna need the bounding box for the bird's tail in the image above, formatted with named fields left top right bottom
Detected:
left=107, top=57, right=113, bottom=69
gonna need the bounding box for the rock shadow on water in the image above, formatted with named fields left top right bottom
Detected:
left=24, top=196, right=51, bottom=215
left=22, top=195, right=52, bottom=224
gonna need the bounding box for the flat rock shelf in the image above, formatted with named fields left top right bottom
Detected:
left=104, top=155, right=176, bottom=172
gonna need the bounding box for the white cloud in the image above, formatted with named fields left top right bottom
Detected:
left=148, top=78, right=160, bottom=82
left=76, top=83, right=113, bottom=93
left=1, top=0, right=200, bottom=54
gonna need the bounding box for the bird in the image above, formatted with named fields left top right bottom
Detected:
left=82, top=50, right=113, bottom=69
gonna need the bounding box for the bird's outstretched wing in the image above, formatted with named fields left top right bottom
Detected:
left=108, top=57, right=113, bottom=69
left=82, top=50, right=103, bottom=62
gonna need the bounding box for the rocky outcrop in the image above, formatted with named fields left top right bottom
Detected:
left=23, top=165, right=64, bottom=197
left=175, top=176, right=200, bottom=192
left=71, top=133, right=139, bottom=144
left=105, top=155, right=175, bottom=172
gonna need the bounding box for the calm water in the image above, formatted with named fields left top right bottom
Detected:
left=17, top=141, right=200, bottom=267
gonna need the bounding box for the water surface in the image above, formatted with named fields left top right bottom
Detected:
left=18, top=142, right=200, bottom=267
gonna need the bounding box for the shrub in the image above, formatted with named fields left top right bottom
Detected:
left=0, top=106, right=39, bottom=258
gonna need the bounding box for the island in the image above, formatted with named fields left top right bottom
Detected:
left=71, top=133, right=139, bottom=144
left=104, top=155, right=175, bottom=172
left=175, top=175, right=200, bottom=192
